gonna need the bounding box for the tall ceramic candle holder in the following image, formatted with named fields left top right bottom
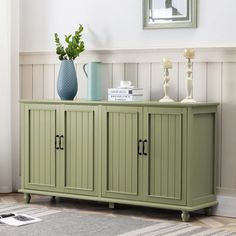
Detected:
left=181, top=49, right=196, bottom=103
left=159, top=58, right=174, bottom=103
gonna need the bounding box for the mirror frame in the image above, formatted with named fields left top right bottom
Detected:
left=143, top=0, right=197, bottom=29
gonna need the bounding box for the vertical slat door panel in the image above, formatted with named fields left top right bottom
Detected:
left=101, top=106, right=142, bottom=200
left=61, top=105, right=99, bottom=196
left=143, top=107, right=187, bottom=205
left=24, top=104, right=59, bottom=192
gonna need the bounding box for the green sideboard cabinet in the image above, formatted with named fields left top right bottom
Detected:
left=20, top=100, right=218, bottom=222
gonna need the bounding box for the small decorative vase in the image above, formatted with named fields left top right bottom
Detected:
left=83, top=62, right=102, bottom=101
left=57, top=60, right=78, bottom=100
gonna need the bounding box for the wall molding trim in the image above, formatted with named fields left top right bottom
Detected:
left=20, top=47, right=236, bottom=64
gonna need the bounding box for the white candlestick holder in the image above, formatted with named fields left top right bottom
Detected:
left=159, top=68, right=174, bottom=103
left=181, top=54, right=196, bottom=103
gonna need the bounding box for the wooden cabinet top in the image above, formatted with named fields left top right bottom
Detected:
left=20, top=99, right=219, bottom=107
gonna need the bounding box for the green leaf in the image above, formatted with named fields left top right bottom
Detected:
left=54, top=24, right=85, bottom=61
left=65, top=34, right=72, bottom=44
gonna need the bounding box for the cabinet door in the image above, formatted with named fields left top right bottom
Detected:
left=22, top=104, right=60, bottom=192
left=60, top=105, right=99, bottom=196
left=101, top=106, right=143, bottom=201
left=143, top=108, right=187, bottom=205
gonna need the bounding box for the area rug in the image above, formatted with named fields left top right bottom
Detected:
left=0, top=204, right=235, bottom=236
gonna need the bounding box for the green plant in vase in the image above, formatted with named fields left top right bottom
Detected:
left=54, top=24, right=85, bottom=60
left=54, top=25, right=85, bottom=100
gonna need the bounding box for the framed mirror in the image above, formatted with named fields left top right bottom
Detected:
left=143, top=0, right=197, bottom=29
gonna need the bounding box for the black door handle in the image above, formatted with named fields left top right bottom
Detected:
left=55, top=135, right=60, bottom=150
left=138, top=139, right=143, bottom=155
left=143, top=140, right=148, bottom=156
left=59, top=135, right=64, bottom=150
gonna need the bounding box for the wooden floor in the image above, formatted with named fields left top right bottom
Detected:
left=1, top=193, right=236, bottom=233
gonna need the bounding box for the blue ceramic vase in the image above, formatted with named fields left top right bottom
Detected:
left=57, top=60, right=78, bottom=100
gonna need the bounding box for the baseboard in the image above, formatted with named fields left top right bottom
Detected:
left=0, top=186, right=12, bottom=193
left=214, top=195, right=236, bottom=218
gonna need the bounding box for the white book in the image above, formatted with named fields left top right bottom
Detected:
left=108, top=94, right=143, bottom=102
left=0, top=213, right=41, bottom=226
left=108, top=88, right=143, bottom=95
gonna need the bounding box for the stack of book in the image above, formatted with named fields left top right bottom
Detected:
left=108, top=88, right=144, bottom=101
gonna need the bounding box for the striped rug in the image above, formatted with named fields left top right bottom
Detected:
left=0, top=203, right=60, bottom=219
left=118, top=222, right=236, bottom=236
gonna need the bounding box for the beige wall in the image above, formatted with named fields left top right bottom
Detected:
left=20, top=0, right=236, bottom=50
left=19, top=48, right=236, bottom=196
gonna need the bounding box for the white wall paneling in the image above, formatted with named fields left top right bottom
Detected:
left=101, top=63, right=113, bottom=100
left=138, top=63, right=151, bottom=101
left=54, top=64, right=60, bottom=99
left=150, top=63, right=162, bottom=101
left=221, top=63, right=236, bottom=189
left=193, top=63, right=207, bottom=102
left=19, top=48, right=236, bottom=199
left=125, top=63, right=138, bottom=88
left=43, top=65, right=55, bottom=99
left=112, top=63, right=125, bottom=88
left=207, top=63, right=222, bottom=186
left=32, top=65, right=43, bottom=99
left=168, top=63, right=179, bottom=101
left=21, top=65, right=33, bottom=99
left=77, top=64, right=87, bottom=99
left=178, top=62, right=186, bottom=101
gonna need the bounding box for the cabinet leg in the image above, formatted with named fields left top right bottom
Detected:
left=181, top=211, right=190, bottom=222
left=109, top=202, right=115, bottom=209
left=204, top=207, right=213, bottom=216
left=51, top=196, right=56, bottom=202
left=24, top=193, right=31, bottom=204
